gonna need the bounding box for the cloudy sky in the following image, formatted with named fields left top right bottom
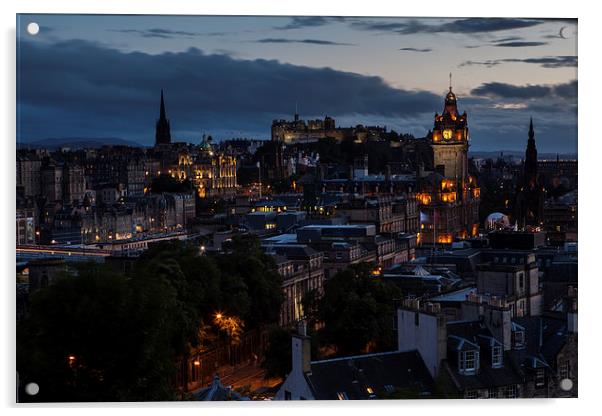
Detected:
left=16, top=14, right=577, bottom=152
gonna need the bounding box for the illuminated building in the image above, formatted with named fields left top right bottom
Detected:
left=148, top=92, right=238, bottom=198
left=417, top=78, right=480, bottom=244
left=271, top=112, right=387, bottom=145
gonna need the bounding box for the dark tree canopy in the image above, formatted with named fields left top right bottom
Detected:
left=17, top=239, right=283, bottom=402
left=315, top=263, right=403, bottom=356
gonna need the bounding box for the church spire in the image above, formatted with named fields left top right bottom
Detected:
left=524, top=117, right=538, bottom=188
left=155, top=89, right=171, bottom=146
left=160, top=89, right=167, bottom=120
left=449, top=72, right=452, bottom=92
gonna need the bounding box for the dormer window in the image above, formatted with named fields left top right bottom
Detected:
left=492, top=345, right=503, bottom=368
left=513, top=330, right=525, bottom=348
left=459, top=350, right=479, bottom=375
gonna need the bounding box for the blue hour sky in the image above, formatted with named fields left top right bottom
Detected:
left=16, top=14, right=577, bottom=152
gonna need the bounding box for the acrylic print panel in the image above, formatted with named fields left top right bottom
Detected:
left=15, top=14, right=578, bottom=402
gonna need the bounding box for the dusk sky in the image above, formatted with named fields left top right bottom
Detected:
left=16, top=14, right=577, bottom=153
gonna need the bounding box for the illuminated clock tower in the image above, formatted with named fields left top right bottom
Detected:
left=430, top=74, right=469, bottom=182
left=417, top=75, right=480, bottom=245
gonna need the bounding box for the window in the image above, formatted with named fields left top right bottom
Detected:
left=465, top=390, right=478, bottom=399
left=459, top=350, right=479, bottom=374
left=384, top=384, right=395, bottom=393
left=284, top=391, right=292, bottom=400
left=487, top=388, right=497, bottom=399
left=559, top=361, right=571, bottom=379
left=518, top=273, right=525, bottom=293
left=492, top=346, right=503, bottom=368
left=513, top=331, right=525, bottom=348
left=535, top=368, right=546, bottom=387
left=505, top=385, right=517, bottom=398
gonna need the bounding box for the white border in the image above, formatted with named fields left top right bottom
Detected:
left=1, top=1, right=598, bottom=415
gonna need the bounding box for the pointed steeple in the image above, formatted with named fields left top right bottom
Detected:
left=524, top=117, right=538, bottom=188
left=155, top=89, right=171, bottom=146
left=160, top=89, right=167, bottom=120
left=443, top=73, right=458, bottom=116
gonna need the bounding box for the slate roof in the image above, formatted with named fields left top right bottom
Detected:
left=305, top=349, right=434, bottom=400
left=445, top=320, right=523, bottom=391
left=509, top=314, right=569, bottom=372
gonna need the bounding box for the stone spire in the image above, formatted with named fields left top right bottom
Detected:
left=524, top=117, right=538, bottom=188
left=155, top=89, right=171, bottom=146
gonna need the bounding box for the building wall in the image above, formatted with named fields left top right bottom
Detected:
left=275, top=336, right=315, bottom=400
left=432, top=143, right=467, bottom=180
left=397, top=308, right=446, bottom=377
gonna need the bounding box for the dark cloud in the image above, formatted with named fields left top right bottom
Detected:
left=275, top=16, right=348, bottom=30
left=17, top=39, right=441, bottom=144
left=351, top=18, right=544, bottom=35
left=471, top=80, right=577, bottom=100
left=107, top=28, right=225, bottom=39
left=254, top=38, right=353, bottom=46
left=494, top=41, right=548, bottom=47
left=460, top=55, right=577, bottom=69
left=493, top=36, right=523, bottom=43
left=398, top=47, right=432, bottom=52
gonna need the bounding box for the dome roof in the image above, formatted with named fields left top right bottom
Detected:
left=485, top=212, right=510, bottom=230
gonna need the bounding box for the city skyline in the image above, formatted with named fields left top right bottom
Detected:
left=17, top=15, right=577, bottom=152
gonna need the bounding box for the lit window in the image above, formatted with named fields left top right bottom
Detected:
left=337, top=392, right=349, bottom=400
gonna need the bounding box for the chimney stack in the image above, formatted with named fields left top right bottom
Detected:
left=292, top=320, right=311, bottom=374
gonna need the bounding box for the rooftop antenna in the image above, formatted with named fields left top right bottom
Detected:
left=449, top=72, right=452, bottom=91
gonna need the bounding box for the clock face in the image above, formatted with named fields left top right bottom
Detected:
left=443, top=129, right=453, bottom=140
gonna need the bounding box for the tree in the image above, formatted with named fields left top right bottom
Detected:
left=17, top=262, right=182, bottom=402
left=261, top=326, right=292, bottom=379
left=17, top=239, right=285, bottom=401
left=316, top=263, right=402, bottom=356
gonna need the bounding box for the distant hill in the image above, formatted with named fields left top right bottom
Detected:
left=470, top=150, right=577, bottom=160
left=17, top=137, right=145, bottom=150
